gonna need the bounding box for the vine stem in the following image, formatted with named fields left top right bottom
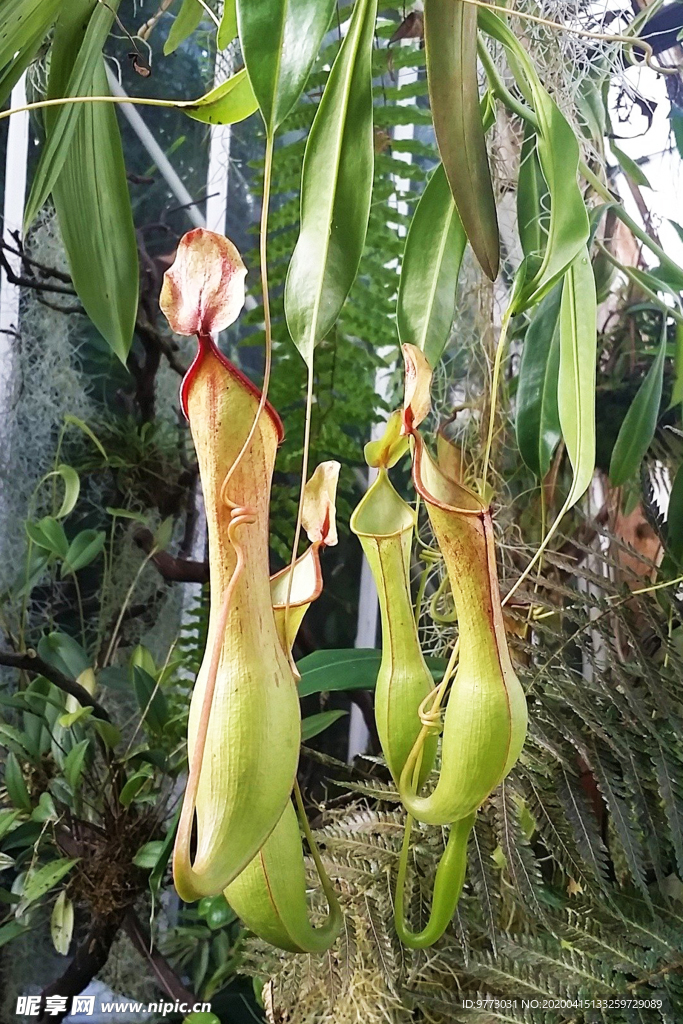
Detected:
left=0, top=94, right=184, bottom=122
left=283, top=365, right=315, bottom=661
left=481, top=306, right=512, bottom=489
left=220, top=132, right=275, bottom=507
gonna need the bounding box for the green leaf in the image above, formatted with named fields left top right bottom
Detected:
left=297, top=648, right=446, bottom=697
left=37, top=465, right=80, bottom=520
left=424, top=0, right=498, bottom=279
left=0, top=810, right=20, bottom=843
left=609, top=318, right=667, bottom=486
left=93, top=719, right=121, bottom=750
left=164, top=0, right=203, bottom=55
left=516, top=284, right=562, bottom=479
left=479, top=11, right=589, bottom=309
left=25, top=517, right=69, bottom=559
left=24, top=0, right=119, bottom=228
left=397, top=163, right=466, bottom=368
left=284, top=0, right=378, bottom=368
left=558, top=248, right=597, bottom=507
left=517, top=123, right=549, bottom=260
left=58, top=706, right=93, bottom=729
left=133, top=840, right=164, bottom=870
left=64, top=415, right=107, bottom=459
left=50, top=890, right=74, bottom=955
left=610, top=141, right=651, bottom=190
left=61, top=529, right=106, bottom=575
left=237, top=0, right=335, bottom=134
left=119, top=767, right=153, bottom=807
left=133, top=666, right=169, bottom=734
left=149, top=810, right=180, bottom=904
left=63, top=739, right=89, bottom=792
left=37, top=632, right=89, bottom=680
left=0, top=920, right=29, bottom=949
left=0, top=18, right=49, bottom=108
left=0, top=0, right=61, bottom=73
left=26, top=1, right=138, bottom=360
left=182, top=69, right=259, bottom=125
left=198, top=893, right=235, bottom=930
left=19, top=858, right=79, bottom=911
left=301, top=709, right=348, bottom=740
left=3, top=754, right=31, bottom=812
left=217, top=0, right=237, bottom=48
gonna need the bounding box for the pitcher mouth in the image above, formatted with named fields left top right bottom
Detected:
left=180, top=332, right=284, bottom=442
left=411, top=433, right=488, bottom=518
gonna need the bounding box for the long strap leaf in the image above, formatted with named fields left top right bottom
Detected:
left=396, top=163, right=467, bottom=369
left=237, top=0, right=336, bottom=134
left=284, top=0, right=378, bottom=368
left=609, top=314, right=667, bottom=486
left=424, top=0, right=499, bottom=280
left=516, top=283, right=562, bottom=479
left=23, top=0, right=120, bottom=230
left=558, top=248, right=597, bottom=508
left=0, top=0, right=61, bottom=72
left=478, top=10, right=589, bottom=310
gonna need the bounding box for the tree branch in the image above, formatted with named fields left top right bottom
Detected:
left=123, top=908, right=198, bottom=1004
left=0, top=650, right=111, bottom=721
left=134, top=528, right=209, bottom=583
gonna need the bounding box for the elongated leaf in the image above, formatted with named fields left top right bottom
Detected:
left=0, top=20, right=47, bottom=108
left=63, top=739, right=89, bottom=792
left=284, top=0, right=378, bottom=368
left=183, top=68, right=258, bottom=125
left=517, top=124, right=549, bottom=261
left=55, top=61, right=138, bottom=361
left=668, top=323, right=683, bottom=412
left=610, top=141, right=651, bottom=190
left=61, top=529, right=105, bottom=576
left=25, top=517, right=69, bottom=559
left=37, top=632, right=89, bottom=680
left=4, top=753, right=31, bottom=812
left=478, top=11, right=589, bottom=309
left=133, top=667, right=169, bottom=734
left=50, top=890, right=74, bottom=955
left=516, top=284, right=562, bottom=478
left=301, top=709, right=348, bottom=741
left=164, top=0, right=202, bottom=55
left=297, top=648, right=446, bottom=698
left=0, top=0, right=61, bottom=73
left=609, top=318, right=666, bottom=486
left=424, top=0, right=498, bottom=280
left=558, top=248, right=597, bottom=507
left=36, top=465, right=80, bottom=519
left=237, top=0, right=335, bottom=134
left=25, top=1, right=138, bottom=360
left=24, top=0, right=119, bottom=228
left=217, top=0, right=237, bottom=49
left=397, top=163, right=466, bottom=368
left=20, top=858, right=79, bottom=910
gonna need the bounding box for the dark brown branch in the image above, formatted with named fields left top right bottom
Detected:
left=0, top=250, right=78, bottom=297
left=134, top=528, right=209, bottom=583
left=6, top=231, right=73, bottom=283
left=135, top=316, right=187, bottom=378
left=0, top=650, right=111, bottom=722
left=123, top=908, right=198, bottom=1004
left=38, top=913, right=124, bottom=1023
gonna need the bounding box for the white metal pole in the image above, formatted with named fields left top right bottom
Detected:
left=106, top=67, right=205, bottom=229
left=0, top=74, right=30, bottom=517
